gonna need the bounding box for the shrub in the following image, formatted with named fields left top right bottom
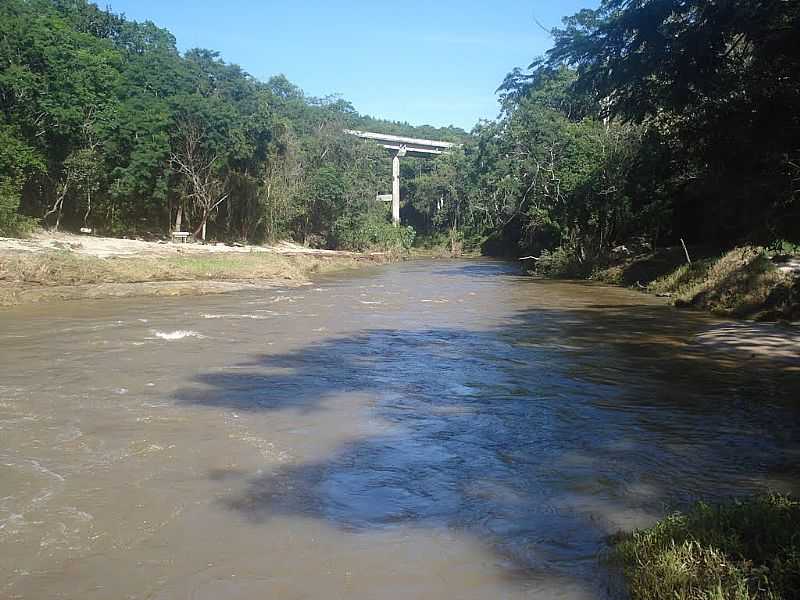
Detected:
left=531, top=246, right=593, bottom=278
left=613, top=494, right=800, bottom=600
left=331, top=211, right=415, bottom=252
left=0, top=181, right=36, bottom=236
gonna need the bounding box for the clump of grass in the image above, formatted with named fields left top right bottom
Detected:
left=648, top=247, right=795, bottom=318
left=593, top=264, right=625, bottom=285
left=613, top=494, right=800, bottom=600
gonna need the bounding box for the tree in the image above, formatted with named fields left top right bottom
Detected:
left=170, top=118, right=229, bottom=240
left=546, top=0, right=800, bottom=245
left=256, top=124, right=303, bottom=242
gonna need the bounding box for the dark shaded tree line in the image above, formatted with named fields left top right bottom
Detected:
left=403, top=0, right=800, bottom=261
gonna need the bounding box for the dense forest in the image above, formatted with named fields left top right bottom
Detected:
left=1, top=0, right=799, bottom=262
left=416, top=0, right=800, bottom=264
left=0, top=0, right=465, bottom=248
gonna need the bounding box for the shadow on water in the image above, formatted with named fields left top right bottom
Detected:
left=173, top=301, right=800, bottom=593
left=429, top=259, right=526, bottom=278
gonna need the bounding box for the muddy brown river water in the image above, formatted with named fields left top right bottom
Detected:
left=1, top=259, right=798, bottom=599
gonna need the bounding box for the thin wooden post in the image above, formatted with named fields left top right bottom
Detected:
left=680, top=238, right=692, bottom=264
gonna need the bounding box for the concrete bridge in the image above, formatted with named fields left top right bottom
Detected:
left=345, top=129, right=457, bottom=225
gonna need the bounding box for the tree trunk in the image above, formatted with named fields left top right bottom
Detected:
left=83, top=188, right=92, bottom=228
left=193, top=210, right=209, bottom=241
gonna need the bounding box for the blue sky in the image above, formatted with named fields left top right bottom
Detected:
left=106, top=1, right=597, bottom=130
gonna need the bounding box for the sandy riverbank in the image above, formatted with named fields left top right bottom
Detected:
left=0, top=232, right=389, bottom=306
left=0, top=231, right=369, bottom=259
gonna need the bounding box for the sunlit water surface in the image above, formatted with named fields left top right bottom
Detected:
left=1, top=259, right=798, bottom=599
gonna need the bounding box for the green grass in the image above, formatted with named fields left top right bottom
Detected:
left=592, top=245, right=721, bottom=287
left=648, top=247, right=797, bottom=319
left=590, top=244, right=798, bottom=320
left=613, top=495, right=800, bottom=600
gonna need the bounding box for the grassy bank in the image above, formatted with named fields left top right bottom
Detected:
left=0, top=250, right=384, bottom=306
left=613, top=495, right=800, bottom=600
left=647, top=249, right=799, bottom=320
left=591, top=246, right=800, bottom=321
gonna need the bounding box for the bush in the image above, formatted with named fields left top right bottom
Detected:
left=0, top=181, right=36, bottom=236
left=769, top=240, right=800, bottom=257
left=331, top=211, right=415, bottom=252
left=613, top=494, right=800, bottom=600
left=530, top=246, right=593, bottom=278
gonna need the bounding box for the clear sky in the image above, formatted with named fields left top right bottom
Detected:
left=105, top=1, right=597, bottom=131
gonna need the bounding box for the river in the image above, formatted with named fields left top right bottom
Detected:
left=1, top=259, right=798, bottom=599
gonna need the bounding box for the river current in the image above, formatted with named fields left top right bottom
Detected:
left=1, top=259, right=798, bottom=599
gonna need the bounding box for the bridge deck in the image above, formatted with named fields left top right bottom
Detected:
left=344, top=129, right=456, bottom=156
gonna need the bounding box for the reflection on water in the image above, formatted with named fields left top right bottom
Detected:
left=1, top=259, right=798, bottom=599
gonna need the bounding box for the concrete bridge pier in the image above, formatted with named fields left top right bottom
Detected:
left=392, top=153, right=401, bottom=226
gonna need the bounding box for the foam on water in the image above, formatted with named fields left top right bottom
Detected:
left=201, top=313, right=269, bottom=320
left=152, top=330, right=203, bottom=340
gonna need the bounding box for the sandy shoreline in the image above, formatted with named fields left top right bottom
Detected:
left=0, top=231, right=366, bottom=259
left=0, top=232, right=388, bottom=307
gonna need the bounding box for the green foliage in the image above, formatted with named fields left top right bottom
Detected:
left=546, top=0, right=800, bottom=246
left=769, top=240, right=800, bottom=256
left=3, top=0, right=796, bottom=257
left=0, top=0, right=465, bottom=245
left=613, top=495, right=800, bottom=600
left=403, top=0, right=799, bottom=259
left=0, top=125, right=44, bottom=234
left=427, top=67, right=655, bottom=261
left=648, top=247, right=798, bottom=319
left=332, top=209, right=415, bottom=252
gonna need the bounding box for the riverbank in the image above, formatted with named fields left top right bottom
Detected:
left=531, top=245, right=800, bottom=322
left=612, top=494, right=800, bottom=600
left=601, top=247, right=800, bottom=321
left=0, top=232, right=390, bottom=306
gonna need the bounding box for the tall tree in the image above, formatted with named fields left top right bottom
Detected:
left=546, top=0, right=800, bottom=244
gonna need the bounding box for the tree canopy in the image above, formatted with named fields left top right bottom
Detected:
left=405, top=0, right=800, bottom=260
left=2, top=0, right=797, bottom=259
left=0, top=0, right=464, bottom=247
